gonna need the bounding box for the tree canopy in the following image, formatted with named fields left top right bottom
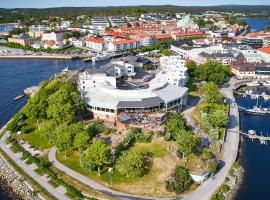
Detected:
left=116, top=150, right=150, bottom=178
left=85, top=139, right=111, bottom=176
left=194, top=62, right=230, bottom=85
left=201, top=82, right=223, bottom=104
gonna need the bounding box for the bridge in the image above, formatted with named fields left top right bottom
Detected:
left=240, top=131, right=270, bottom=144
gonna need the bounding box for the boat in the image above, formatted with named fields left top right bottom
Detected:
left=246, top=81, right=260, bottom=87
left=13, top=94, right=24, bottom=101
left=263, top=80, right=270, bottom=87
left=92, top=53, right=111, bottom=62
left=245, top=97, right=269, bottom=115
left=245, top=106, right=268, bottom=115
left=62, top=67, right=69, bottom=73
left=248, top=130, right=256, bottom=135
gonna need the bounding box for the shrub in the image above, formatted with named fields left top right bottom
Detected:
left=166, top=165, right=193, bottom=194
left=116, top=150, right=151, bottom=178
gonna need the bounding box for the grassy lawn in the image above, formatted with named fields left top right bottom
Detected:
left=22, top=131, right=52, bottom=150
left=57, top=138, right=180, bottom=198
left=132, top=138, right=167, bottom=157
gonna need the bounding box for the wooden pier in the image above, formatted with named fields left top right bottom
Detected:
left=240, top=131, right=270, bottom=144
left=234, top=91, right=270, bottom=100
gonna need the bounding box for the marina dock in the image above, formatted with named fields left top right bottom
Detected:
left=240, top=131, right=270, bottom=144
left=234, top=91, right=270, bottom=100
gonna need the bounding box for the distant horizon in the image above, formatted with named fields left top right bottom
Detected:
left=1, top=0, right=270, bottom=9
left=2, top=4, right=270, bottom=9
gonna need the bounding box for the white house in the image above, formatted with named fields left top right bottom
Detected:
left=107, top=39, right=140, bottom=52
left=159, top=56, right=189, bottom=86
left=42, top=31, right=64, bottom=41
left=86, top=37, right=104, bottom=52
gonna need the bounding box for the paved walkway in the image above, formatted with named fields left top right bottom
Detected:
left=48, top=78, right=240, bottom=200
left=49, top=77, right=239, bottom=200
left=48, top=147, right=175, bottom=200
left=0, top=131, right=70, bottom=200
left=181, top=78, right=240, bottom=200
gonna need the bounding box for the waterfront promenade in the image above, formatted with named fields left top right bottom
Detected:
left=181, top=78, right=240, bottom=200
left=0, top=131, right=70, bottom=200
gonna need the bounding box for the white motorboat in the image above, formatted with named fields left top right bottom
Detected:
left=263, top=80, right=270, bottom=87
left=92, top=53, right=111, bottom=62
left=62, top=67, right=69, bottom=73
left=246, top=81, right=260, bottom=87
left=248, top=130, right=256, bottom=135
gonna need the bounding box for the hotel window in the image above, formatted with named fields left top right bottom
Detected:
left=97, top=107, right=101, bottom=111
left=101, top=108, right=105, bottom=112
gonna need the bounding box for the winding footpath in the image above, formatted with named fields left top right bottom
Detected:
left=48, top=78, right=240, bottom=200
left=182, top=78, right=240, bottom=200
left=48, top=147, right=174, bottom=200
left=0, top=131, right=70, bottom=200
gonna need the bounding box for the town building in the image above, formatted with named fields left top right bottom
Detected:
left=85, top=37, right=105, bottom=52
left=91, top=17, right=110, bottom=28
left=172, top=31, right=205, bottom=41
left=42, top=31, right=64, bottom=41
left=177, top=14, right=199, bottom=31
left=107, top=38, right=140, bottom=52
left=8, top=37, right=35, bottom=46
left=109, top=16, right=127, bottom=27
left=78, top=56, right=189, bottom=122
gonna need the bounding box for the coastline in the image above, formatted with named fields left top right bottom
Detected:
left=0, top=55, right=79, bottom=60
left=0, top=123, right=39, bottom=200
left=227, top=136, right=245, bottom=200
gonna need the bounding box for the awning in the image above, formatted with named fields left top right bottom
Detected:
left=118, top=113, right=132, bottom=122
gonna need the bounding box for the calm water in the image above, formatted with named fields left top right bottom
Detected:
left=0, top=58, right=107, bottom=199
left=243, top=18, right=270, bottom=32
left=235, top=94, right=270, bottom=200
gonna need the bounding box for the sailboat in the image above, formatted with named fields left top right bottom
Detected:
left=245, top=96, right=269, bottom=115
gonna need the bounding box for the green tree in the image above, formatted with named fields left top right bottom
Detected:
left=47, top=84, right=84, bottom=124
left=166, top=165, right=193, bottom=194
left=116, top=150, right=150, bottom=178
left=194, top=62, right=230, bottom=85
left=209, top=110, right=228, bottom=128
left=85, top=139, right=111, bottom=176
left=202, top=82, right=223, bottom=104
left=196, top=19, right=206, bottom=28
left=73, top=131, right=90, bottom=151
left=165, top=113, right=185, bottom=140
left=55, top=123, right=72, bottom=157
left=176, top=130, right=199, bottom=158
left=39, top=120, right=57, bottom=144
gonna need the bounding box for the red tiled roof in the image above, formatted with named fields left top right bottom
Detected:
left=154, top=34, right=172, bottom=40
left=258, top=47, right=270, bottom=55
left=174, top=31, right=205, bottom=37
left=87, top=37, right=104, bottom=43
left=112, top=39, right=139, bottom=45
left=246, top=32, right=268, bottom=38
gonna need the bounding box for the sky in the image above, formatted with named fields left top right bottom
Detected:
left=1, top=0, right=270, bottom=9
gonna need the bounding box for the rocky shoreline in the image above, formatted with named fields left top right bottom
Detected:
left=0, top=156, right=40, bottom=200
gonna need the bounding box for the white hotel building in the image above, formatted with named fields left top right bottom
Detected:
left=78, top=56, right=189, bottom=122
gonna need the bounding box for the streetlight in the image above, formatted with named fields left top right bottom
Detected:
left=108, top=167, right=113, bottom=185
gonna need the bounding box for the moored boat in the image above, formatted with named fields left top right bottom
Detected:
left=13, top=95, right=24, bottom=101
left=246, top=81, right=260, bottom=87
left=92, top=53, right=111, bottom=62
left=263, top=80, right=270, bottom=87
